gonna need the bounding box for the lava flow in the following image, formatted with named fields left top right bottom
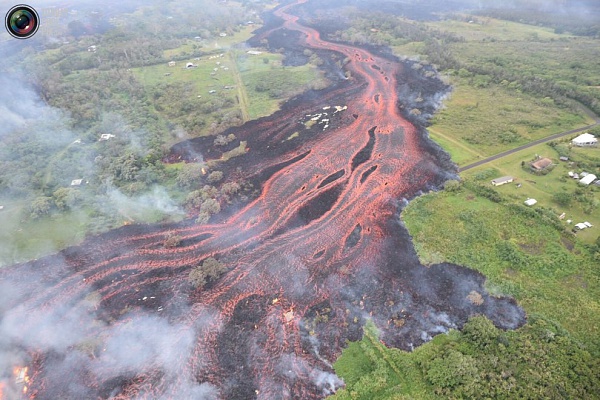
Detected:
left=0, top=1, right=525, bottom=399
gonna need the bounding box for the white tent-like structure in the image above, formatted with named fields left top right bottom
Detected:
left=579, top=174, right=597, bottom=186
left=571, top=133, right=597, bottom=147
left=524, top=198, right=537, bottom=206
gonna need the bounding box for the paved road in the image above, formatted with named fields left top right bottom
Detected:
left=458, top=122, right=600, bottom=172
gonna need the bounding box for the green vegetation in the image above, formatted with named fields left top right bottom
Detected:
left=429, top=76, right=590, bottom=164
left=331, top=316, right=600, bottom=399
left=0, top=0, right=323, bottom=265
left=331, top=182, right=600, bottom=398
left=461, top=141, right=599, bottom=243
left=188, top=257, right=228, bottom=288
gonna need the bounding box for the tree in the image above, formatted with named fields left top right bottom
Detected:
left=163, top=233, right=182, bottom=248
left=188, top=257, right=227, bottom=288
left=30, top=196, right=53, bottom=219
left=213, top=135, right=228, bottom=146
left=176, top=163, right=205, bottom=189
left=208, top=170, right=223, bottom=183
left=552, top=192, right=572, bottom=207
left=201, top=198, right=221, bottom=215
left=53, top=187, right=82, bottom=210
left=443, top=179, right=460, bottom=192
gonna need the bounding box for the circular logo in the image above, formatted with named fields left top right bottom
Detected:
left=5, top=5, right=40, bottom=39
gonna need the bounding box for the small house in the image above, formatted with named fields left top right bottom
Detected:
left=571, top=133, right=597, bottom=147
left=559, top=156, right=569, bottom=161
left=524, top=198, right=537, bottom=206
left=491, top=176, right=514, bottom=186
left=574, top=222, right=592, bottom=231
left=530, top=157, right=553, bottom=171
left=209, top=90, right=216, bottom=94
left=168, top=61, right=176, bottom=67
left=579, top=174, right=597, bottom=186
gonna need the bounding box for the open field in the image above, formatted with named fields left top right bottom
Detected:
left=461, top=141, right=600, bottom=243
left=0, top=203, right=88, bottom=266
left=428, top=76, right=593, bottom=166
left=426, top=15, right=571, bottom=42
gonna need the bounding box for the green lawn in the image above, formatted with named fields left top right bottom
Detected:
left=0, top=203, right=88, bottom=266
left=426, top=15, right=571, bottom=42
left=461, top=142, right=600, bottom=243
left=428, top=77, right=593, bottom=165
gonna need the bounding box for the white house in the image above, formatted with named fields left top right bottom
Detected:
left=579, top=174, right=597, bottom=186
left=572, top=133, right=597, bottom=147
left=491, top=176, right=514, bottom=186
left=524, top=198, right=537, bottom=206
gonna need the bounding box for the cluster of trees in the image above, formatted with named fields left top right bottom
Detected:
left=418, top=316, right=600, bottom=398
left=477, top=7, right=600, bottom=37
left=329, top=10, right=600, bottom=116
left=188, top=257, right=227, bottom=288
left=333, top=316, right=600, bottom=399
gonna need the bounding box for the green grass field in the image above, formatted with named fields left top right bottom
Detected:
left=426, top=15, right=571, bottom=42
left=461, top=142, right=600, bottom=243
left=0, top=203, right=88, bottom=266
left=330, top=183, right=600, bottom=398
left=428, top=76, right=593, bottom=165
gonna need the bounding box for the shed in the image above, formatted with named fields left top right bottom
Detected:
left=70, top=179, right=84, bottom=187
left=571, top=133, right=597, bottom=147
left=559, top=156, right=569, bottom=161
left=524, top=198, right=537, bottom=206
left=579, top=174, right=597, bottom=186
left=574, top=223, right=588, bottom=231
left=168, top=61, right=176, bottom=67
left=99, top=133, right=116, bottom=141
left=185, top=62, right=197, bottom=68
left=491, top=176, right=514, bottom=186
left=531, top=157, right=553, bottom=170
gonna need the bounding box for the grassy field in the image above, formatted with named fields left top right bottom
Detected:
left=0, top=203, right=88, bottom=266
left=134, top=37, right=325, bottom=135
left=426, top=15, right=571, bottom=42
left=427, top=76, right=593, bottom=166
left=329, top=183, right=600, bottom=398
left=461, top=142, right=600, bottom=243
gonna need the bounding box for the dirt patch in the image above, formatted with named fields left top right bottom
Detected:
left=561, top=236, right=575, bottom=252
left=518, top=242, right=543, bottom=255
left=562, top=274, right=588, bottom=289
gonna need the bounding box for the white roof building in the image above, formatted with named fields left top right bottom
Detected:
left=572, top=133, right=597, bottom=146
left=524, top=198, right=537, bottom=206
left=579, top=174, right=597, bottom=186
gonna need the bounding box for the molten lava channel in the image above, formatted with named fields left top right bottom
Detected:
left=0, top=1, right=525, bottom=399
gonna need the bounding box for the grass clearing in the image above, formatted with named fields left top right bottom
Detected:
left=461, top=141, right=600, bottom=243
left=0, top=203, right=88, bottom=266
left=429, top=76, right=592, bottom=164
left=401, top=188, right=600, bottom=350
left=426, top=15, right=570, bottom=42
